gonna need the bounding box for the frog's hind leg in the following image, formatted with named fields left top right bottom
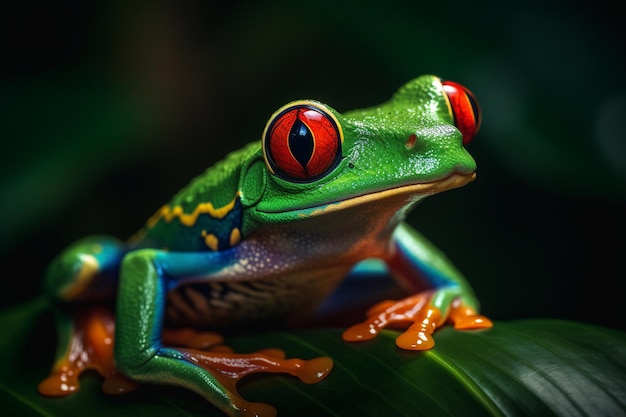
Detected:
left=39, top=236, right=137, bottom=397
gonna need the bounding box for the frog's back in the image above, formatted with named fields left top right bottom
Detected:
left=132, top=142, right=260, bottom=252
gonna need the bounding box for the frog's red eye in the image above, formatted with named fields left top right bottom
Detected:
left=262, top=101, right=343, bottom=182
left=442, top=80, right=482, bottom=144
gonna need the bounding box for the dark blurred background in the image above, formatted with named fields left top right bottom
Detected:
left=1, top=0, right=624, bottom=330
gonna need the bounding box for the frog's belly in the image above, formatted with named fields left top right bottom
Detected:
left=164, top=266, right=349, bottom=329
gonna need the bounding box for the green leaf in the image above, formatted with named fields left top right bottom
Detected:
left=1, top=299, right=625, bottom=416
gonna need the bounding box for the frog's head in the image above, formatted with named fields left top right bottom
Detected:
left=240, top=75, right=481, bottom=226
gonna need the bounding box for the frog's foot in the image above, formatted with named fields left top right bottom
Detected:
left=176, top=348, right=333, bottom=417
left=38, top=306, right=138, bottom=397
left=342, top=290, right=492, bottom=350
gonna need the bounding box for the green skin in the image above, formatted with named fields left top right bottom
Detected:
left=43, top=75, right=483, bottom=415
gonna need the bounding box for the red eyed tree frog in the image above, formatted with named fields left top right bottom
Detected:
left=38, top=75, right=491, bottom=417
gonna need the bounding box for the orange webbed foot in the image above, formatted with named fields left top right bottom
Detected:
left=38, top=306, right=138, bottom=397
left=448, top=297, right=493, bottom=329
left=176, top=348, right=333, bottom=416
left=343, top=290, right=492, bottom=350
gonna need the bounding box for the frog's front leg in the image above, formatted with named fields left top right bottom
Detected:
left=115, top=249, right=332, bottom=417
left=343, top=223, right=492, bottom=350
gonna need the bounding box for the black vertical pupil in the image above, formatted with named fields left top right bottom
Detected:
left=288, top=114, right=315, bottom=172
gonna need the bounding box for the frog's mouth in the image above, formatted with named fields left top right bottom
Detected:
left=259, top=172, right=475, bottom=218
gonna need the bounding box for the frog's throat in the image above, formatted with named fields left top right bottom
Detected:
left=262, top=172, right=476, bottom=217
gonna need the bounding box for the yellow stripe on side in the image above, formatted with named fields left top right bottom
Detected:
left=146, top=193, right=239, bottom=229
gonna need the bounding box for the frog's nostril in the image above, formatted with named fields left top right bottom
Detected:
left=405, top=134, right=417, bottom=150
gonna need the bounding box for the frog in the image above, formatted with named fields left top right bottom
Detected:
left=38, top=75, right=492, bottom=417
